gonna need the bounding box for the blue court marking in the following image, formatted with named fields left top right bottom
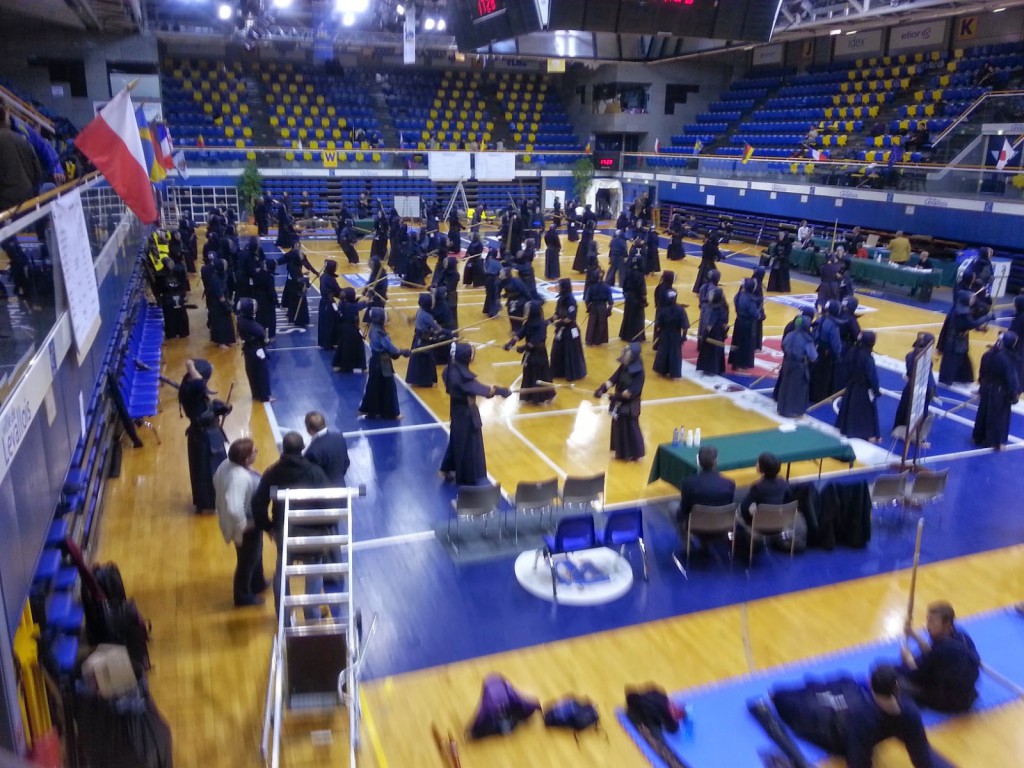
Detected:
left=616, top=608, right=1022, bottom=768
left=961, top=609, right=1024, bottom=694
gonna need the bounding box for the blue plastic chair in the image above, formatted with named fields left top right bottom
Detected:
left=601, top=509, right=648, bottom=581
left=535, top=514, right=596, bottom=600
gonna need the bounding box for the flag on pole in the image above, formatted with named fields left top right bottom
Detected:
left=742, top=143, right=755, bottom=164
left=74, top=90, right=158, bottom=224
left=134, top=107, right=166, bottom=183
left=154, top=123, right=176, bottom=170
left=810, top=148, right=830, bottom=161
left=172, top=151, right=190, bottom=180
left=654, top=137, right=660, bottom=153
left=403, top=5, right=416, bottom=65
left=993, top=137, right=1017, bottom=171
left=693, top=139, right=703, bottom=155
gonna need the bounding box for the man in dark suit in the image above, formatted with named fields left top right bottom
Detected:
left=303, top=411, right=350, bottom=485
left=674, top=446, right=736, bottom=570
left=739, top=452, right=793, bottom=527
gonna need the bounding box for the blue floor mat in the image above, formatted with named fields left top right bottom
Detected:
left=615, top=609, right=1022, bottom=768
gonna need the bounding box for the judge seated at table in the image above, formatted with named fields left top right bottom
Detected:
left=739, top=452, right=794, bottom=528
left=675, top=446, right=736, bottom=562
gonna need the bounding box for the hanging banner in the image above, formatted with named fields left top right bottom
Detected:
left=889, top=19, right=947, bottom=52
left=834, top=29, right=883, bottom=58
left=52, top=188, right=101, bottom=361
left=428, top=152, right=471, bottom=181
left=752, top=44, right=784, bottom=67
left=403, top=7, right=416, bottom=65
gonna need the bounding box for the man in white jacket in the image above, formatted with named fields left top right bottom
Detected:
left=214, top=437, right=268, bottom=607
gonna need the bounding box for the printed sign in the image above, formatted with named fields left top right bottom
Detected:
left=834, top=29, right=883, bottom=58
left=957, top=16, right=977, bottom=41
left=889, top=19, right=947, bottom=52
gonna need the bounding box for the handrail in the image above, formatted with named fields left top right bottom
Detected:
left=0, top=171, right=101, bottom=227
left=930, top=89, right=1024, bottom=148
left=0, top=85, right=54, bottom=136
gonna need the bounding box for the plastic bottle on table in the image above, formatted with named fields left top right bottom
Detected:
left=694, top=428, right=701, bottom=447
left=685, top=429, right=694, bottom=447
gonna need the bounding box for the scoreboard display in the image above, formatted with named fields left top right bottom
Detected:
left=472, top=0, right=506, bottom=23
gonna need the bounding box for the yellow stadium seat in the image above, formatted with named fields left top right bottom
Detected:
left=286, top=151, right=295, bottom=161
left=298, top=128, right=308, bottom=139
left=235, top=139, right=244, bottom=148
left=270, top=116, right=279, bottom=127
left=372, top=152, right=381, bottom=163
left=345, top=141, right=353, bottom=149
left=332, top=129, right=341, bottom=140
left=203, top=103, right=213, bottom=114
left=315, top=129, right=324, bottom=139
left=303, top=151, right=313, bottom=161
left=232, top=116, right=241, bottom=126
left=327, top=106, right=336, bottom=117
left=309, top=141, right=318, bottom=149
left=224, top=127, right=235, bottom=138
left=289, top=84, right=298, bottom=94
left=339, top=118, right=347, bottom=128
left=310, top=105, right=320, bottom=116
left=239, top=104, right=249, bottom=115
left=355, top=152, right=364, bottom=162
left=304, top=117, right=313, bottom=128
left=286, top=116, right=296, bottom=127
left=243, top=127, right=252, bottom=138
left=327, top=140, right=336, bottom=150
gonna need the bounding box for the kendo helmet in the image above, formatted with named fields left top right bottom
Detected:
left=367, top=307, right=387, bottom=324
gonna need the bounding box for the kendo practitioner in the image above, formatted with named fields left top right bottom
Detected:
left=653, top=290, right=689, bottom=379
left=504, top=300, right=555, bottom=404
left=693, top=232, right=721, bottom=293
left=252, top=257, right=278, bottom=341
left=751, top=266, right=767, bottom=350
left=369, top=213, right=389, bottom=263
left=606, top=229, right=628, bottom=287
left=543, top=221, right=561, bottom=280
left=937, top=289, right=993, bottom=385
left=1009, top=293, right=1024, bottom=382
left=470, top=206, right=483, bottom=235
left=317, top=259, right=342, bottom=349
left=207, top=259, right=236, bottom=349
left=766, top=230, right=793, bottom=293
left=644, top=224, right=661, bottom=275
left=446, top=208, right=463, bottom=254
left=776, top=315, right=819, bottom=418
left=696, top=270, right=720, bottom=346
left=508, top=212, right=524, bottom=255
left=652, top=271, right=676, bottom=349
left=234, top=237, right=262, bottom=301
left=332, top=288, right=368, bottom=373
left=572, top=219, right=596, bottom=273
left=615, top=209, right=630, bottom=233
left=619, top=253, right=649, bottom=342
left=406, top=293, right=447, bottom=388
left=666, top=214, right=685, bottom=262
left=566, top=206, right=580, bottom=243
left=750, top=664, right=938, bottom=768
left=513, top=240, right=539, bottom=301
left=482, top=248, right=503, bottom=318
left=237, top=298, right=273, bottom=403
left=696, top=287, right=728, bottom=376
left=462, top=233, right=485, bottom=287
left=338, top=218, right=360, bottom=264
left=899, top=601, right=982, bottom=714
left=582, top=242, right=602, bottom=302
left=549, top=278, right=587, bottom=381
left=972, top=331, right=1022, bottom=449
left=500, top=267, right=530, bottom=336
left=586, top=269, right=613, bottom=346
left=254, top=194, right=270, bottom=236
left=594, top=343, right=646, bottom=461
left=275, top=199, right=298, bottom=250
left=179, top=359, right=231, bottom=514
left=552, top=195, right=562, bottom=227
left=439, top=343, right=512, bottom=485
left=280, top=242, right=319, bottom=328
left=817, top=252, right=843, bottom=309
left=835, top=295, right=862, bottom=390
left=835, top=331, right=881, bottom=441
left=433, top=255, right=460, bottom=329
left=893, top=333, right=936, bottom=434
left=403, top=230, right=432, bottom=289
left=728, top=278, right=760, bottom=371
left=810, top=301, right=843, bottom=402
left=157, top=258, right=190, bottom=340
left=178, top=216, right=198, bottom=273
left=358, top=308, right=409, bottom=419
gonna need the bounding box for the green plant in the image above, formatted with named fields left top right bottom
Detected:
left=236, top=162, right=263, bottom=217
left=572, top=157, right=595, bottom=202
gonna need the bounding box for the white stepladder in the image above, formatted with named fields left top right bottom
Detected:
left=261, top=485, right=377, bottom=768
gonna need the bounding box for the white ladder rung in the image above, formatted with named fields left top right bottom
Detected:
left=287, top=535, right=349, bottom=551
left=287, top=507, right=350, bottom=523
left=285, top=622, right=349, bottom=638
left=284, top=563, right=350, bottom=578
left=283, top=593, right=351, bottom=608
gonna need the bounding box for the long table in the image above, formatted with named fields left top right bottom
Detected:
left=648, top=426, right=857, bottom=489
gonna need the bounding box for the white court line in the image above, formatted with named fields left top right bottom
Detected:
left=351, top=530, right=435, bottom=551
left=263, top=401, right=283, bottom=444
left=342, top=422, right=448, bottom=439
left=266, top=345, right=323, bottom=353
left=503, top=417, right=569, bottom=480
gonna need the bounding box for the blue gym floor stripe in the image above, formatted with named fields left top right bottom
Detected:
left=616, top=608, right=1022, bottom=768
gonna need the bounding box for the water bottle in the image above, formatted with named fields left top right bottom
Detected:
left=673, top=428, right=679, bottom=445
left=694, top=428, right=702, bottom=447
left=683, top=704, right=695, bottom=739
left=685, top=429, right=694, bottom=447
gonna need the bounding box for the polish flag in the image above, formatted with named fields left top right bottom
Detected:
left=75, top=90, right=157, bottom=224
left=155, top=123, right=176, bottom=170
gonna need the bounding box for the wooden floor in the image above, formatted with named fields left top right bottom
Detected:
left=94, top=225, right=1022, bottom=767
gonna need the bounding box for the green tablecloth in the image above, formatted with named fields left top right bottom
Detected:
left=788, top=248, right=941, bottom=292
left=648, top=426, right=857, bottom=489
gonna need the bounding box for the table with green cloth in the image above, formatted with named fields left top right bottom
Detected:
left=648, top=426, right=857, bottom=489
left=787, top=249, right=941, bottom=298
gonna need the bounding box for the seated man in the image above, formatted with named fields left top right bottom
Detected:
left=673, top=445, right=736, bottom=567
left=749, top=664, right=939, bottom=768
left=899, top=601, right=981, bottom=713
left=739, top=452, right=793, bottom=527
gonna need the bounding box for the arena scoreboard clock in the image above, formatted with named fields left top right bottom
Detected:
left=472, top=0, right=506, bottom=23
left=592, top=150, right=622, bottom=172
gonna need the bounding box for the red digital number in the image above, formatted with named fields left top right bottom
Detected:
left=599, top=158, right=614, bottom=167
left=477, top=0, right=498, bottom=16
left=663, top=0, right=696, bottom=4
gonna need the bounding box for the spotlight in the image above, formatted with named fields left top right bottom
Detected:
left=829, top=28, right=842, bottom=35
left=342, top=11, right=355, bottom=25
left=335, top=0, right=368, bottom=12
left=271, top=0, right=291, bottom=7
left=424, top=17, right=435, bottom=30
left=396, top=3, right=404, bottom=14
left=437, top=19, right=446, bottom=31
left=217, top=3, right=233, bottom=20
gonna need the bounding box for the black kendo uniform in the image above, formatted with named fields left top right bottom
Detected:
left=406, top=294, right=446, bottom=388
left=157, top=260, right=190, bottom=339
left=549, top=279, right=587, bottom=382
left=938, top=289, right=993, bottom=385
left=644, top=226, right=661, bottom=275
left=482, top=250, right=503, bottom=318
left=358, top=308, right=409, bottom=419
left=835, top=331, right=881, bottom=441
left=696, top=288, right=728, bottom=376
left=728, top=279, right=761, bottom=371
left=973, top=332, right=1022, bottom=448
left=653, top=290, right=689, bottom=379
left=817, top=256, right=843, bottom=308
left=607, top=231, right=629, bottom=287
left=596, top=343, right=646, bottom=461
left=543, top=225, right=561, bottom=280
left=404, top=232, right=432, bottom=289
left=462, top=235, right=486, bottom=287
left=338, top=220, right=360, bottom=264
left=810, top=302, right=843, bottom=402
left=500, top=271, right=530, bottom=336
left=332, top=288, right=368, bottom=373
left=254, top=195, right=270, bottom=236
left=513, top=243, right=539, bottom=301
left=666, top=215, right=685, bottom=261
left=207, top=260, right=236, bottom=347
left=776, top=318, right=819, bottom=418
left=179, top=217, right=198, bottom=273
left=317, top=260, right=343, bottom=349
left=252, top=259, right=278, bottom=340
left=506, top=301, right=555, bottom=404
left=433, top=257, right=460, bottom=329
left=835, top=296, right=862, bottom=391
left=586, top=279, right=613, bottom=346
left=766, top=235, right=793, bottom=293
left=279, top=244, right=318, bottom=328
left=178, top=360, right=230, bottom=513
left=446, top=209, right=463, bottom=254
left=572, top=221, right=596, bottom=273
left=236, top=299, right=272, bottom=402
left=619, top=255, right=648, bottom=342
left=566, top=206, right=580, bottom=243
left=275, top=201, right=298, bottom=249
left=508, top=213, right=524, bottom=255
left=235, top=238, right=261, bottom=301
left=439, top=343, right=512, bottom=485
left=693, top=234, right=721, bottom=293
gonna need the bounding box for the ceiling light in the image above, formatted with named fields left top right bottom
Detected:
left=271, top=0, right=291, bottom=8
left=217, top=3, right=233, bottom=21
left=829, top=28, right=842, bottom=35
left=993, top=6, right=1006, bottom=11
left=335, top=0, right=368, bottom=13
left=437, top=19, right=446, bottom=31
left=424, top=17, right=435, bottom=30
left=396, top=3, right=405, bottom=14
left=342, top=11, right=355, bottom=25
left=846, top=30, right=857, bottom=35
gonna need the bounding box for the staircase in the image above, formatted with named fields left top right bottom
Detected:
left=243, top=73, right=277, bottom=150
left=371, top=90, right=400, bottom=148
